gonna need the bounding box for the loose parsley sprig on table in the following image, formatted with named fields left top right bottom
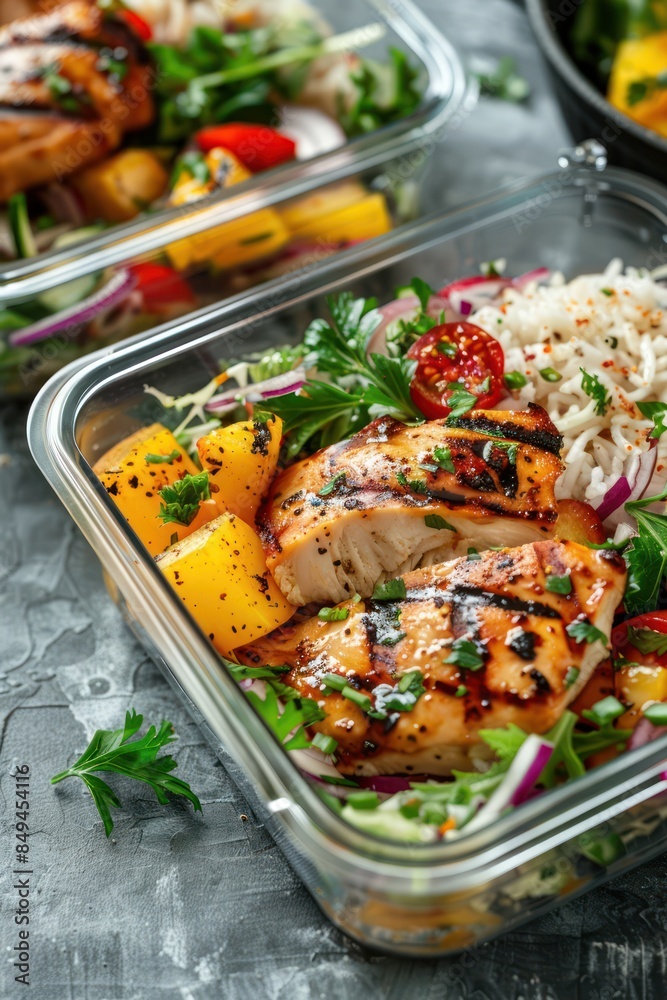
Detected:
left=269, top=292, right=422, bottom=459
left=51, top=711, right=201, bottom=837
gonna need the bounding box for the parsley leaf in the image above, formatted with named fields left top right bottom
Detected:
left=446, top=387, right=479, bottom=421
left=566, top=620, right=608, bottom=645
left=624, top=486, right=667, bottom=615
left=444, top=638, right=486, bottom=671
left=637, top=401, right=667, bottom=441
left=546, top=573, right=572, bottom=595
left=157, top=472, right=211, bottom=526
left=627, top=627, right=667, bottom=657
left=246, top=683, right=326, bottom=751
left=424, top=514, right=457, bottom=531
left=372, top=578, right=407, bottom=601
left=580, top=368, right=611, bottom=415
left=51, top=710, right=201, bottom=837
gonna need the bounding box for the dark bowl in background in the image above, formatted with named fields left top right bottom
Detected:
left=526, top=0, right=667, bottom=181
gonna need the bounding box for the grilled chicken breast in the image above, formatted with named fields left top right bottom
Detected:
left=0, top=0, right=154, bottom=200
left=240, top=540, right=626, bottom=775
left=259, top=405, right=564, bottom=605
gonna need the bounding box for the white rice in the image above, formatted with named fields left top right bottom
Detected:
left=471, top=260, right=667, bottom=504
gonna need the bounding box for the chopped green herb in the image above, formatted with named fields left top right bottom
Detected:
left=539, top=367, right=562, bottom=383
left=504, top=370, right=528, bottom=390
left=320, top=774, right=359, bottom=787
left=455, top=684, right=468, bottom=698
left=564, top=667, right=580, bottom=689
left=311, top=732, right=338, bottom=755
left=444, top=638, right=485, bottom=671
left=483, top=440, right=518, bottom=465
left=372, top=578, right=407, bottom=601
left=418, top=462, right=440, bottom=474
left=473, top=55, right=531, bottom=103
left=407, top=277, right=435, bottom=311
left=436, top=340, right=458, bottom=359
left=644, top=703, right=667, bottom=726
left=624, top=486, right=667, bottom=616
left=396, top=470, right=428, bottom=494
left=321, top=673, right=347, bottom=692
left=467, top=547, right=481, bottom=561
left=157, top=472, right=211, bottom=526
left=318, top=607, right=350, bottom=622
left=340, top=686, right=372, bottom=711
left=545, top=573, right=572, bottom=595
left=627, top=627, right=667, bottom=657
left=370, top=671, right=425, bottom=718
left=566, top=621, right=608, bottom=646
left=601, top=288, right=613, bottom=297
left=346, top=790, right=380, bottom=810
left=580, top=368, right=611, bottom=416
left=424, top=514, right=457, bottom=532
left=637, top=401, right=667, bottom=441
left=318, top=470, right=347, bottom=497
left=582, top=696, right=625, bottom=727
left=432, top=445, right=456, bottom=473
left=171, top=150, right=211, bottom=187
left=446, top=387, right=479, bottom=421
left=145, top=449, right=181, bottom=465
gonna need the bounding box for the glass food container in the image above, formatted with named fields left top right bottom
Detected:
left=0, top=0, right=470, bottom=400
left=28, top=162, right=667, bottom=957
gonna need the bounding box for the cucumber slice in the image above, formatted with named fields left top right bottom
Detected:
left=38, top=225, right=106, bottom=312
left=8, top=193, right=37, bottom=259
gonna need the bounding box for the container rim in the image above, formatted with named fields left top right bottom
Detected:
left=28, top=163, right=667, bottom=889
left=0, top=0, right=469, bottom=304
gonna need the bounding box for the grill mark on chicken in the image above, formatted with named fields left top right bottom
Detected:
left=0, top=0, right=153, bottom=200
left=260, top=408, right=565, bottom=605
left=449, top=403, right=563, bottom=456
left=239, top=539, right=626, bottom=775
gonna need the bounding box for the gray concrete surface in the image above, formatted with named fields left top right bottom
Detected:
left=2, top=1, right=666, bottom=997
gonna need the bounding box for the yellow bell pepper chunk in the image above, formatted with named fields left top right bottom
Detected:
left=93, top=423, right=218, bottom=556
left=167, top=148, right=288, bottom=271
left=616, top=661, right=667, bottom=728
left=197, top=414, right=283, bottom=524
left=280, top=181, right=392, bottom=243
left=608, top=32, right=667, bottom=137
left=157, top=513, right=294, bottom=655
left=70, top=150, right=169, bottom=223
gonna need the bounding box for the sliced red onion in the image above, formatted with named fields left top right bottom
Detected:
left=592, top=443, right=658, bottom=525
left=462, top=735, right=553, bottom=834
left=512, top=267, right=551, bottom=292
left=205, top=368, right=307, bottom=411
left=289, top=748, right=342, bottom=780
left=629, top=711, right=667, bottom=751
left=40, top=182, right=86, bottom=227
left=278, top=105, right=346, bottom=160
left=8, top=268, right=136, bottom=347
left=439, top=275, right=512, bottom=317
left=357, top=775, right=414, bottom=793
left=365, top=294, right=449, bottom=356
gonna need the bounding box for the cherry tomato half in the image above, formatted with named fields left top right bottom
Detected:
left=613, top=611, right=667, bottom=669
left=406, top=321, right=505, bottom=419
